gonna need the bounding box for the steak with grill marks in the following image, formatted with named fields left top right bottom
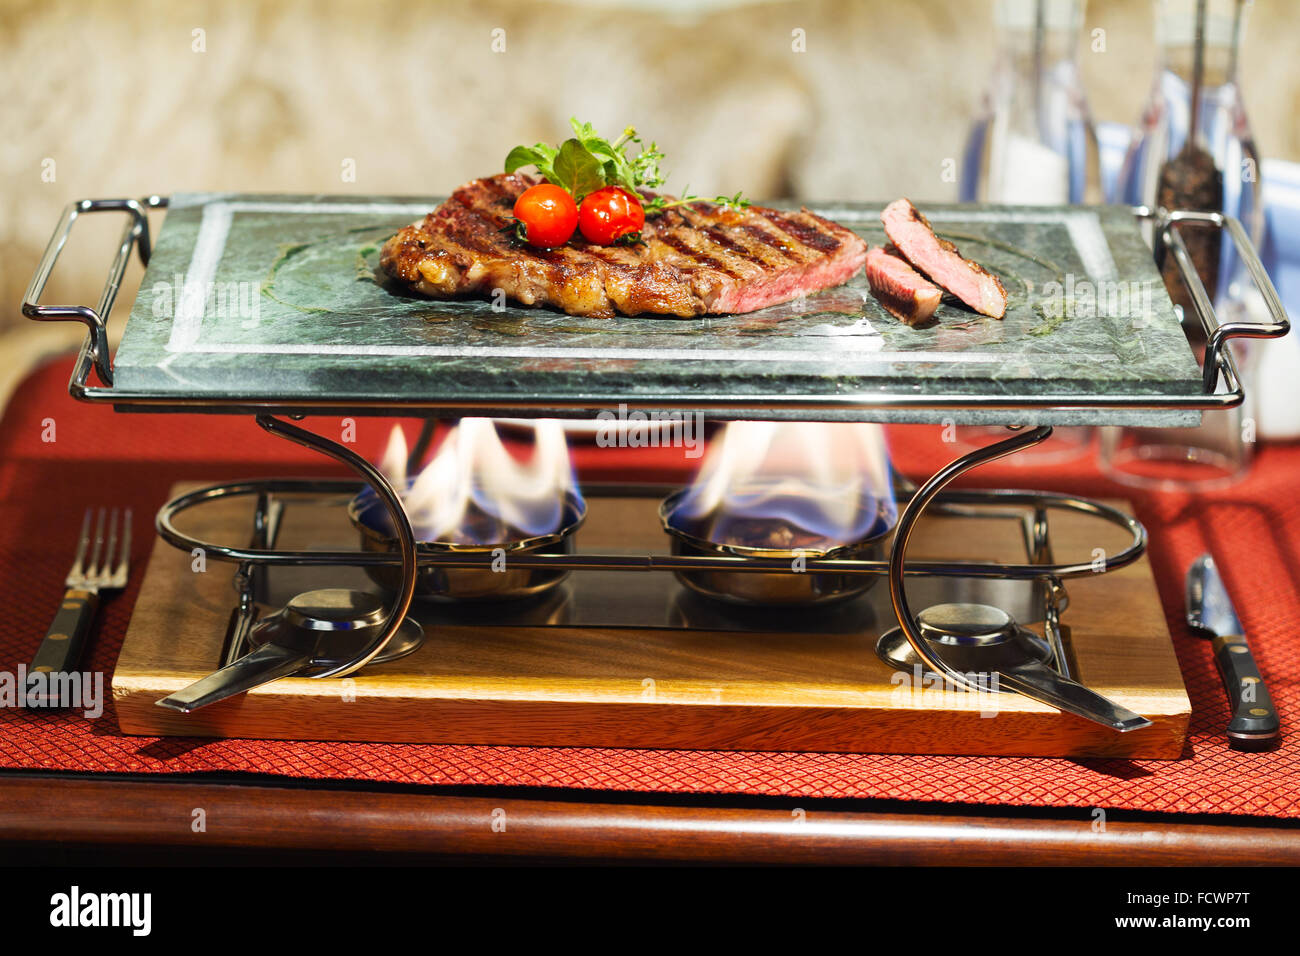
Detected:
left=379, top=173, right=869, bottom=318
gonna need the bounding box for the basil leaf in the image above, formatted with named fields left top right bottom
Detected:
left=569, top=118, right=644, bottom=190
left=597, top=147, right=638, bottom=190
left=504, top=143, right=559, bottom=182
left=551, top=138, right=607, bottom=200
left=503, top=145, right=541, bottom=173
left=570, top=119, right=615, bottom=157
left=579, top=134, right=616, bottom=162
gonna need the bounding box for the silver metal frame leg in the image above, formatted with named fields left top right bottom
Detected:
left=888, top=425, right=1055, bottom=692
left=255, top=415, right=417, bottom=678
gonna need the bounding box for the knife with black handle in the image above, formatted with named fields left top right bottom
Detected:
left=1185, top=554, right=1280, bottom=751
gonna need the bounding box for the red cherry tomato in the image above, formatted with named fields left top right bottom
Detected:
left=513, top=184, right=578, bottom=248
left=578, top=187, right=646, bottom=245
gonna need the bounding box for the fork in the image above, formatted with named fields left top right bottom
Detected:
left=29, top=507, right=131, bottom=681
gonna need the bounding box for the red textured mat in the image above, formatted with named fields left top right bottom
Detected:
left=1, top=357, right=1297, bottom=817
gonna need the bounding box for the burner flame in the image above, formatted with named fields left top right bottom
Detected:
left=670, top=422, right=896, bottom=551
left=378, top=419, right=578, bottom=545
left=379, top=424, right=409, bottom=491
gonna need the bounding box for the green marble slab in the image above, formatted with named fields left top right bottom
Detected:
left=111, top=193, right=1205, bottom=425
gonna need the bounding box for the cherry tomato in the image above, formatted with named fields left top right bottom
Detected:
left=578, top=187, right=645, bottom=245
left=513, top=184, right=578, bottom=248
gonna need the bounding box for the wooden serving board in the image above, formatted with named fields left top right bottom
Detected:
left=113, top=483, right=1191, bottom=758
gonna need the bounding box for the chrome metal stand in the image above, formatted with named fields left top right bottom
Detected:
left=887, top=426, right=1056, bottom=692
left=20, top=195, right=1291, bottom=725
left=153, top=416, right=424, bottom=712
left=253, top=415, right=420, bottom=679
left=19, top=199, right=1290, bottom=416
left=882, top=425, right=1150, bottom=730
left=151, top=452, right=1155, bottom=723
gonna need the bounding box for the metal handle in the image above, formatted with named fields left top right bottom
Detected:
left=1154, top=208, right=1291, bottom=395
left=22, top=198, right=156, bottom=388
left=999, top=662, right=1151, bottom=733
left=155, top=640, right=314, bottom=713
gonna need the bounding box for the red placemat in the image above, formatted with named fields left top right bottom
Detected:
left=1, top=357, right=1296, bottom=818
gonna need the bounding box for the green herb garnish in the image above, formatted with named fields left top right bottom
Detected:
left=505, top=118, right=748, bottom=214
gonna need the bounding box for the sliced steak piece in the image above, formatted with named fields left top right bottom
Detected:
left=864, top=246, right=943, bottom=326
left=881, top=198, right=1007, bottom=319
left=380, top=173, right=868, bottom=318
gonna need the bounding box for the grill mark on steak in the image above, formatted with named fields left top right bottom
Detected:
left=379, top=173, right=868, bottom=318
left=656, top=216, right=757, bottom=278
left=656, top=233, right=739, bottom=277
left=758, top=209, right=842, bottom=254
left=656, top=207, right=688, bottom=229
left=438, top=215, right=508, bottom=258
left=441, top=216, right=532, bottom=263
left=454, top=184, right=514, bottom=227
left=576, top=245, right=637, bottom=266
left=673, top=206, right=772, bottom=274
left=455, top=180, right=523, bottom=233
left=694, top=230, right=764, bottom=277
left=737, top=222, right=802, bottom=262
left=697, top=225, right=751, bottom=259
left=475, top=176, right=518, bottom=205
left=443, top=195, right=570, bottom=265
left=414, top=211, right=493, bottom=265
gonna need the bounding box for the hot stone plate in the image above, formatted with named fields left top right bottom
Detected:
left=111, top=193, right=1205, bottom=425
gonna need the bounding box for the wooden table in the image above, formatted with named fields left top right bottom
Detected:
left=3, top=771, right=1298, bottom=865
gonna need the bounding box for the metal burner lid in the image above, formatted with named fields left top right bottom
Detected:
left=917, top=603, right=1017, bottom=647
left=282, top=589, right=386, bottom=633
left=248, top=588, right=423, bottom=666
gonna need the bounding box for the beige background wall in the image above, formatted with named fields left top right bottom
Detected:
left=2, top=0, right=1297, bottom=378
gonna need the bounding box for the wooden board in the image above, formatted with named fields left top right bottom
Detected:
left=112, top=484, right=1191, bottom=758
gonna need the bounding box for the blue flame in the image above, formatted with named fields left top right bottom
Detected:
left=668, top=422, right=898, bottom=549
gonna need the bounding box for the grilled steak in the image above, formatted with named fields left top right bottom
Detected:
left=864, top=246, right=942, bottom=326
left=380, top=174, right=869, bottom=318
left=881, top=198, right=1007, bottom=319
